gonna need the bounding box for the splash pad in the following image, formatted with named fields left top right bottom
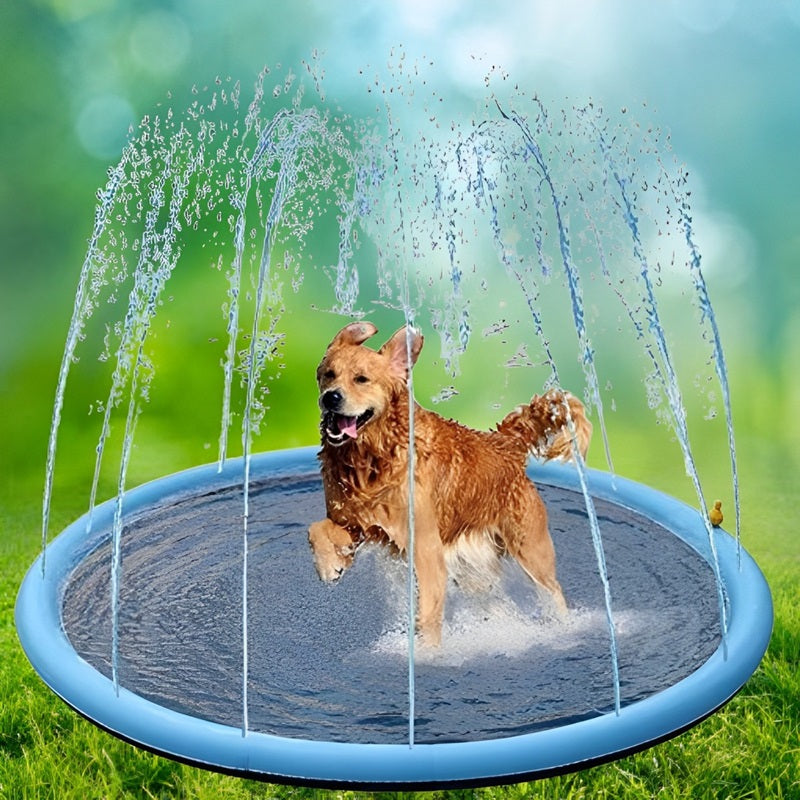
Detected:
left=17, top=62, right=771, bottom=788
left=17, top=448, right=771, bottom=787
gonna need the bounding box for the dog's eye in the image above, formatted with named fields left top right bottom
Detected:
left=354, top=374, right=369, bottom=384
left=323, top=369, right=336, bottom=381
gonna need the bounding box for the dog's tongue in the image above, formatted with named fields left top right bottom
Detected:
left=338, top=415, right=359, bottom=439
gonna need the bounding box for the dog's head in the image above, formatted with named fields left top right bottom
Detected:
left=316, top=322, right=423, bottom=447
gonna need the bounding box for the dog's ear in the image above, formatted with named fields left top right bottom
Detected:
left=379, top=326, right=424, bottom=380
left=328, top=321, right=378, bottom=348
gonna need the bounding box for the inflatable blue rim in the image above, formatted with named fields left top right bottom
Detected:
left=16, top=446, right=773, bottom=790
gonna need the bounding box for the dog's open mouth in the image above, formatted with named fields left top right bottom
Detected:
left=323, top=409, right=375, bottom=445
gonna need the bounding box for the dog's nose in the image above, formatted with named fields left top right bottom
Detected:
left=321, top=390, right=343, bottom=411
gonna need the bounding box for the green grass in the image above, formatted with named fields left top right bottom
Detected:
left=2, top=343, right=798, bottom=799
left=1, top=600, right=798, bottom=800
left=3, top=454, right=798, bottom=800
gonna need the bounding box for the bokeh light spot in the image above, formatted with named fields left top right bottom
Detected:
left=75, top=93, right=135, bottom=160
left=129, top=11, right=192, bottom=76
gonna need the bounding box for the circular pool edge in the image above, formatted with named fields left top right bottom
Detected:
left=16, top=446, right=773, bottom=789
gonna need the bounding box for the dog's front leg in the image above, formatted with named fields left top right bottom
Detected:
left=413, top=523, right=447, bottom=647
left=308, top=519, right=358, bottom=582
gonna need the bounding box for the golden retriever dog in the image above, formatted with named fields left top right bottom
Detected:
left=308, top=321, right=592, bottom=646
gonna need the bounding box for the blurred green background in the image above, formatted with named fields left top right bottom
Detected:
left=1, top=0, right=798, bottom=795
left=2, top=0, right=798, bottom=496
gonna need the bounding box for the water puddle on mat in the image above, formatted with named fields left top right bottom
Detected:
left=62, top=476, right=720, bottom=744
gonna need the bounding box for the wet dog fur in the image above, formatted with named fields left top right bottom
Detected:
left=308, top=322, right=592, bottom=646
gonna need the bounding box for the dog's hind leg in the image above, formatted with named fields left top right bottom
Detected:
left=414, top=544, right=447, bottom=647
left=412, top=507, right=447, bottom=647
left=501, top=484, right=568, bottom=617
left=308, top=518, right=358, bottom=582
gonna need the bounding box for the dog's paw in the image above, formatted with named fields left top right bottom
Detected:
left=416, top=621, right=443, bottom=649
left=308, top=520, right=356, bottom=582
left=313, top=547, right=354, bottom=582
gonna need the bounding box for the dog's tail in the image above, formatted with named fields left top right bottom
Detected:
left=496, top=389, right=592, bottom=462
